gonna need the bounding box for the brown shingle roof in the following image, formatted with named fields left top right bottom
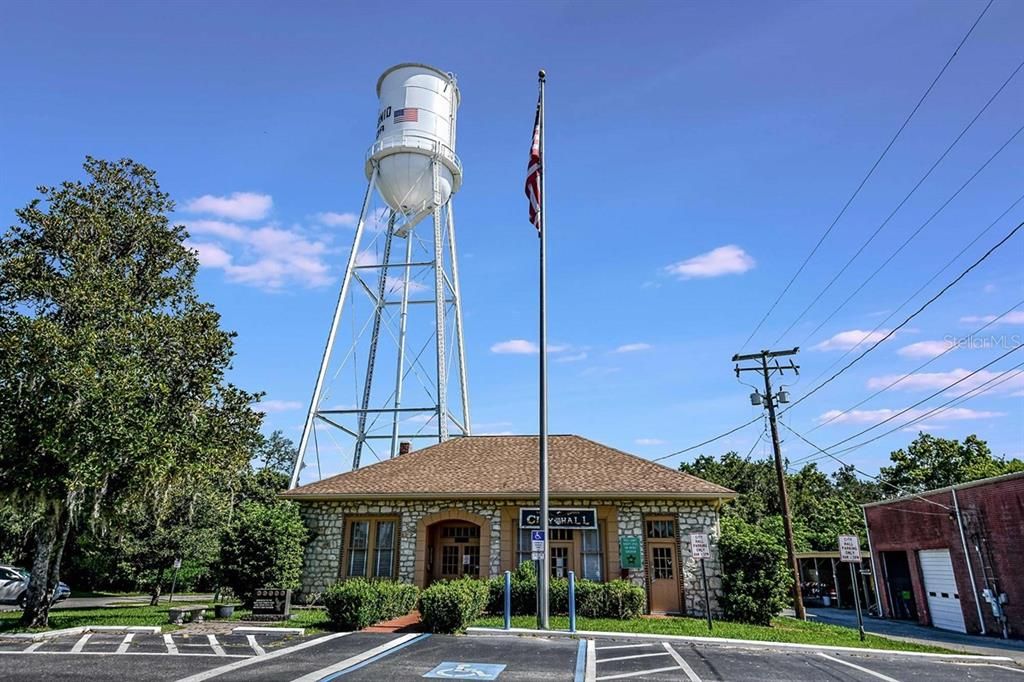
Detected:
left=282, top=435, right=735, bottom=500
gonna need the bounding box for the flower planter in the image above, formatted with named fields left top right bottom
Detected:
left=215, top=604, right=236, bottom=618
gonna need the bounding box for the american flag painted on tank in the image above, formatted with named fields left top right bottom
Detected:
left=524, top=98, right=542, bottom=230
left=393, top=108, right=418, bottom=123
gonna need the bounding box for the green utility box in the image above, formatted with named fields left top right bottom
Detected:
left=619, top=535, right=643, bottom=569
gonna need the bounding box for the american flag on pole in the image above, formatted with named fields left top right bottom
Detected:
left=394, top=108, right=418, bottom=123
left=525, top=99, right=542, bottom=231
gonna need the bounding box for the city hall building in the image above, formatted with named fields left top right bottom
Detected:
left=283, top=435, right=736, bottom=615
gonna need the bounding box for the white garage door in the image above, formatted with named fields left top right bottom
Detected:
left=919, top=549, right=966, bottom=633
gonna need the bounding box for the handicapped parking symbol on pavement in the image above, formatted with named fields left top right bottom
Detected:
left=423, top=661, right=507, bottom=679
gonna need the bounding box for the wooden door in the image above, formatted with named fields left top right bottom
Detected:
left=550, top=543, right=573, bottom=579
left=432, top=523, right=481, bottom=582
left=645, top=518, right=681, bottom=614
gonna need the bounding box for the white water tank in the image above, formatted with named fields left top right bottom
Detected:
left=366, top=63, right=462, bottom=219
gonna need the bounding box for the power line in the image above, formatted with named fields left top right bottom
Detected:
left=738, top=0, right=994, bottom=351
left=781, top=421, right=951, bottom=510
left=798, top=123, right=1023, bottom=345
left=807, top=343, right=1022, bottom=457
left=777, top=219, right=1024, bottom=415
left=800, top=193, right=1024, bottom=394
left=653, top=415, right=762, bottom=463
left=772, top=58, right=1024, bottom=345
left=809, top=297, right=1024, bottom=432
left=828, top=362, right=1024, bottom=459
left=791, top=354, right=1024, bottom=467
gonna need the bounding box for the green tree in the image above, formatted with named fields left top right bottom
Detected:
left=718, top=516, right=791, bottom=625
left=218, top=501, right=307, bottom=606
left=0, top=157, right=259, bottom=626
left=879, top=433, right=1023, bottom=496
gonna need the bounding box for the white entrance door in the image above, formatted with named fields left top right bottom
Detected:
left=919, top=549, right=966, bottom=633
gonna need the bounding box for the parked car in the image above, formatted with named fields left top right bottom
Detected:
left=0, top=565, right=70, bottom=608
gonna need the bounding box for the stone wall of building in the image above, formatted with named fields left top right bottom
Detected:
left=297, top=496, right=724, bottom=615
left=616, top=500, right=724, bottom=618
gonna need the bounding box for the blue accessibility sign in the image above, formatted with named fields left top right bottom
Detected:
left=423, top=662, right=507, bottom=679
left=531, top=530, right=545, bottom=542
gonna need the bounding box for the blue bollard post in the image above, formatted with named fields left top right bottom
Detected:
left=504, top=570, right=512, bottom=630
left=568, top=570, right=576, bottom=634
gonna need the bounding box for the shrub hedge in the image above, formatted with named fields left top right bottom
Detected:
left=718, top=516, right=791, bottom=626
left=484, top=561, right=645, bottom=619
left=322, top=578, right=420, bottom=630
left=419, top=577, right=489, bottom=634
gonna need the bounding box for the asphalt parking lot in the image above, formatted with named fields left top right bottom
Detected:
left=1, top=630, right=1022, bottom=681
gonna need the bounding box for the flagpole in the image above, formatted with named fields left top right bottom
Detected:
left=537, top=68, right=550, bottom=631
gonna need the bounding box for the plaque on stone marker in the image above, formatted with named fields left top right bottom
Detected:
left=251, top=588, right=292, bottom=621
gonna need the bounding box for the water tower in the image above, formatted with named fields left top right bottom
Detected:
left=289, top=63, right=471, bottom=487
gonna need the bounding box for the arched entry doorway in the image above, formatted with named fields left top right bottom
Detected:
left=415, top=509, right=491, bottom=587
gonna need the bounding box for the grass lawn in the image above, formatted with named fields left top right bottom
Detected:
left=471, top=615, right=956, bottom=654
left=0, top=604, right=334, bottom=634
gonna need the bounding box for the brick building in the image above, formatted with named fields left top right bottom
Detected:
left=282, top=434, right=736, bottom=616
left=863, top=472, right=1024, bottom=638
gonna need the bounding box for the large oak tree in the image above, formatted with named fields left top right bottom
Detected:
left=0, top=157, right=261, bottom=626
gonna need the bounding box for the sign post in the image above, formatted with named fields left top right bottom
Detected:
left=690, top=533, right=712, bottom=631
left=839, top=534, right=865, bottom=641
left=167, top=557, right=182, bottom=604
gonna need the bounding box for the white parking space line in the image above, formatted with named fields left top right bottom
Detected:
left=70, top=633, right=91, bottom=653
left=595, top=643, right=654, bottom=651
left=586, top=639, right=596, bottom=682
left=662, top=642, right=702, bottom=682
left=596, top=666, right=682, bottom=680
left=596, top=651, right=670, bottom=663
left=944, top=661, right=1024, bottom=675
left=23, top=641, right=46, bottom=653
left=207, top=634, right=226, bottom=657
left=115, top=633, right=134, bottom=654
left=164, top=634, right=179, bottom=655
left=174, top=632, right=351, bottom=682
left=246, top=634, right=266, bottom=656
left=288, top=633, right=421, bottom=682
left=817, top=653, right=900, bottom=682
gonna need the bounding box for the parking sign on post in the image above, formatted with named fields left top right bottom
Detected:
left=838, top=534, right=866, bottom=641
left=690, top=533, right=713, bottom=631
left=839, top=535, right=860, bottom=563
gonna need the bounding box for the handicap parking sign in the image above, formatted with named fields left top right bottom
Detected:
left=531, top=530, right=544, bottom=542
left=423, top=662, right=507, bottom=679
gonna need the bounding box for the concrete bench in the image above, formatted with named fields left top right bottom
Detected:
left=168, top=605, right=208, bottom=625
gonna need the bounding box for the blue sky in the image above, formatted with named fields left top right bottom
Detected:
left=2, top=0, right=1022, bottom=481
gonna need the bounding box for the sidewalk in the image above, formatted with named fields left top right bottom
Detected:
left=802, top=606, right=1024, bottom=662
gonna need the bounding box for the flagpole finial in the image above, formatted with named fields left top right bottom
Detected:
left=538, top=69, right=546, bottom=81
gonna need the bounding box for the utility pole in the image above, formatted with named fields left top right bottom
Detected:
left=733, top=347, right=806, bottom=621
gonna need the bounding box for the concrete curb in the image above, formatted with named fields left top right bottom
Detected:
left=2, top=625, right=161, bottom=641
left=466, top=627, right=1018, bottom=662
left=232, top=626, right=305, bottom=635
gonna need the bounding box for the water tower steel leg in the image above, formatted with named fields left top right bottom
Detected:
left=290, top=165, right=378, bottom=488
left=445, top=200, right=471, bottom=435
left=390, top=234, right=414, bottom=458
left=431, top=157, right=449, bottom=441
left=353, top=212, right=397, bottom=470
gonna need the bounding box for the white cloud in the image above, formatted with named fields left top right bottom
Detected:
left=188, top=241, right=233, bottom=268
left=556, top=352, right=588, bottom=363
left=635, top=438, right=666, bottom=446
left=813, top=329, right=891, bottom=351
left=866, top=369, right=1024, bottom=395
left=960, top=311, right=1024, bottom=326
left=186, top=221, right=333, bottom=290
left=490, top=340, right=572, bottom=355
left=817, top=407, right=1004, bottom=425
left=491, top=339, right=539, bottom=354
left=614, top=343, right=652, bottom=353
left=185, top=192, right=272, bottom=221
left=664, top=245, right=755, bottom=279
left=315, top=211, right=358, bottom=227
left=256, top=399, right=304, bottom=413
left=983, top=283, right=997, bottom=294
left=897, top=340, right=956, bottom=359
